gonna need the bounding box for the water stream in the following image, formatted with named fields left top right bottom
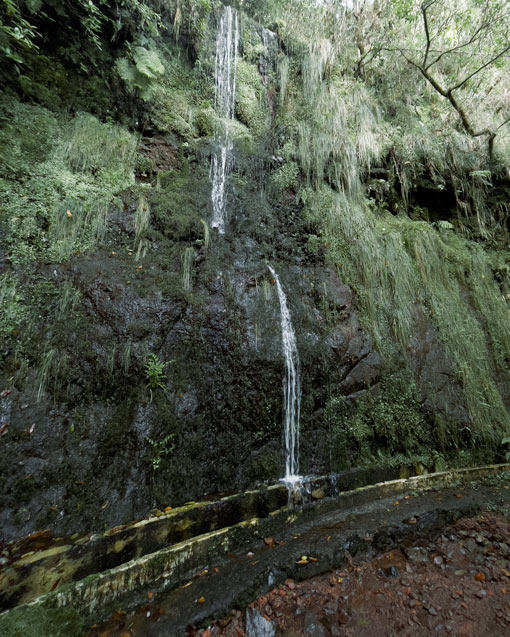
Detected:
left=210, top=5, right=239, bottom=234
left=268, top=265, right=301, bottom=485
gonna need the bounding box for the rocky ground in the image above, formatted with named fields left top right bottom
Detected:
left=196, top=512, right=510, bottom=636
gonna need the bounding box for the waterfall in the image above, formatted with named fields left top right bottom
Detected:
left=267, top=265, right=301, bottom=483
left=210, top=5, right=239, bottom=234
left=260, top=27, right=277, bottom=87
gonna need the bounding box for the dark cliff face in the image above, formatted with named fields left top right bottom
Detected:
left=1, top=2, right=509, bottom=542
left=0, top=130, right=382, bottom=539
left=0, top=131, right=475, bottom=541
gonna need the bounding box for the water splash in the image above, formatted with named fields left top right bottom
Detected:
left=210, top=5, right=239, bottom=234
left=267, top=265, right=301, bottom=483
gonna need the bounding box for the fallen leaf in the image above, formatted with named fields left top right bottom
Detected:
left=0, top=422, right=8, bottom=436
left=100, top=500, right=109, bottom=510
left=50, top=578, right=61, bottom=591
left=327, top=536, right=331, bottom=542
left=309, top=557, right=319, bottom=562
left=198, top=569, right=208, bottom=577
left=196, top=596, right=205, bottom=604
left=147, top=592, right=153, bottom=600
left=264, top=537, right=275, bottom=548
left=164, top=506, right=173, bottom=511
left=66, top=210, right=72, bottom=218
left=475, top=572, right=486, bottom=582
left=181, top=581, right=192, bottom=588
left=112, top=609, right=126, bottom=621
left=338, top=577, right=343, bottom=583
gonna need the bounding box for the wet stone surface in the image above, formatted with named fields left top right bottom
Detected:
left=84, top=481, right=510, bottom=636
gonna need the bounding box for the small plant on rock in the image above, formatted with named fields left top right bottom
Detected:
left=146, top=433, right=175, bottom=470
left=145, top=353, right=170, bottom=401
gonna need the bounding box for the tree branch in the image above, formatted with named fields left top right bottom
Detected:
left=449, top=43, right=510, bottom=92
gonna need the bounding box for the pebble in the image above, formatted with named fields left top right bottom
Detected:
left=405, top=547, right=429, bottom=563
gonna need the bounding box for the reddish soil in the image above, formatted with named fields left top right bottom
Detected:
left=191, top=513, right=510, bottom=637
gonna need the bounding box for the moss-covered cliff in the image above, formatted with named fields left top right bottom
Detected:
left=1, top=0, right=509, bottom=540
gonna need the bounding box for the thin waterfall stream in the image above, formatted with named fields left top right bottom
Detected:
left=210, top=5, right=239, bottom=234
left=268, top=265, right=302, bottom=486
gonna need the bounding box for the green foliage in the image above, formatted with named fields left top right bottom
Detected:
left=145, top=353, right=168, bottom=393
left=149, top=161, right=208, bottom=241
left=0, top=274, right=28, bottom=341
left=270, top=161, right=299, bottom=190
left=235, top=59, right=269, bottom=136
left=146, top=433, right=175, bottom=470
left=326, top=373, right=428, bottom=470
left=116, top=46, right=165, bottom=100
left=0, top=98, right=136, bottom=263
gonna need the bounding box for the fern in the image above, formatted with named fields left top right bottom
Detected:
left=115, top=46, right=165, bottom=99
left=133, top=46, right=164, bottom=78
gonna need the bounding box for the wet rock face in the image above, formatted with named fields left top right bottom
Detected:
left=0, top=134, right=479, bottom=543
left=0, top=176, right=383, bottom=541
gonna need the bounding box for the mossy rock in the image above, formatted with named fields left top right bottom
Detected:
left=0, top=605, right=84, bottom=637
left=150, top=160, right=209, bottom=241
left=235, top=59, right=269, bottom=137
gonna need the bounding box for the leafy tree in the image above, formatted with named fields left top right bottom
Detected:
left=388, top=0, right=510, bottom=158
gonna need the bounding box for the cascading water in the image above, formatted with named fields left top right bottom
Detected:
left=210, top=5, right=239, bottom=234
left=260, top=27, right=277, bottom=87
left=267, top=265, right=301, bottom=486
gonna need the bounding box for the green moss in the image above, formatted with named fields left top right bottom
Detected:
left=0, top=605, right=84, bottom=637
left=0, top=98, right=136, bottom=264
left=326, top=373, right=429, bottom=471
left=270, top=161, right=299, bottom=190
left=149, top=160, right=209, bottom=242
left=235, top=59, right=270, bottom=137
